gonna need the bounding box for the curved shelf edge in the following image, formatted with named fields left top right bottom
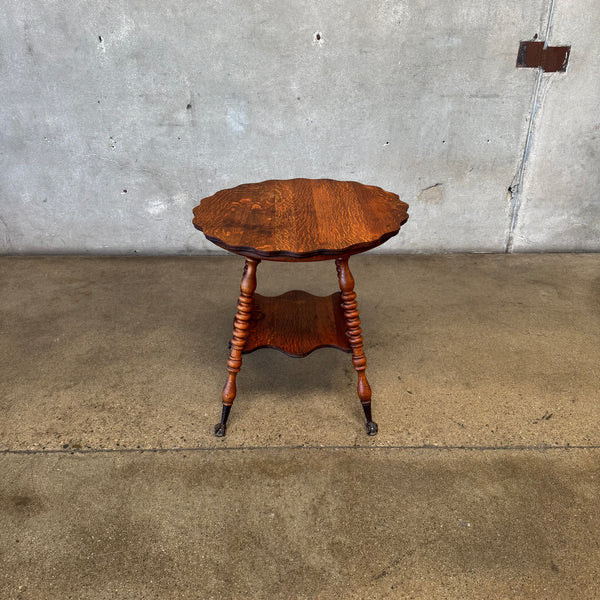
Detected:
left=241, top=291, right=352, bottom=356
left=242, top=343, right=352, bottom=359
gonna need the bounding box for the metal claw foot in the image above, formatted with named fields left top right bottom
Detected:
left=362, top=403, right=377, bottom=435
left=366, top=421, right=378, bottom=436
left=214, top=404, right=232, bottom=437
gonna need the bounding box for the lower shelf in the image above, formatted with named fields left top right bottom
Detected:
left=243, top=290, right=351, bottom=358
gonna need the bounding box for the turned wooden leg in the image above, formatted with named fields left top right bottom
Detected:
left=335, top=256, right=378, bottom=436
left=215, top=258, right=260, bottom=437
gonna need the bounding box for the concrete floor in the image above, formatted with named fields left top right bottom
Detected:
left=1, top=254, right=599, bottom=598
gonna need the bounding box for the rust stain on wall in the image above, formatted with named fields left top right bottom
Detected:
left=517, top=41, right=571, bottom=72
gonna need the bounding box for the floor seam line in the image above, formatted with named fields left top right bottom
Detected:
left=2, top=444, right=600, bottom=455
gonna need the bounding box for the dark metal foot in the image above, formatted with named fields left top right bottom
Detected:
left=366, top=421, right=379, bottom=436
left=214, top=404, right=232, bottom=437
left=362, top=403, right=378, bottom=435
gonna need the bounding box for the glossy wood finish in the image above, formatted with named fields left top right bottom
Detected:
left=243, top=290, right=352, bottom=358
left=193, top=178, right=409, bottom=261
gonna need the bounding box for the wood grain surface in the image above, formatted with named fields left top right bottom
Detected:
left=242, top=290, right=352, bottom=357
left=193, top=179, right=409, bottom=261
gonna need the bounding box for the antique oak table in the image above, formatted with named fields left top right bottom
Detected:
left=192, top=179, right=409, bottom=437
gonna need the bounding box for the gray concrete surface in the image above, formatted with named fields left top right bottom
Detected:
left=512, top=0, right=600, bottom=251
left=1, top=254, right=600, bottom=597
left=1, top=1, right=599, bottom=254
left=2, top=254, right=599, bottom=450
left=2, top=450, right=600, bottom=599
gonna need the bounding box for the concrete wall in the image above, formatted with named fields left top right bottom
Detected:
left=1, top=0, right=598, bottom=254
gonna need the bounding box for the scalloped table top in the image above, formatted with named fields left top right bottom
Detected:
left=192, top=178, right=409, bottom=261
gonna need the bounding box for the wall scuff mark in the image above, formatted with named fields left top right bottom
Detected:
left=417, top=183, right=444, bottom=205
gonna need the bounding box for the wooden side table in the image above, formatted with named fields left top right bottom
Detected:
left=193, top=178, right=409, bottom=437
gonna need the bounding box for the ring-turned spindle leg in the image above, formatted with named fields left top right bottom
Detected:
left=335, top=256, right=378, bottom=435
left=215, top=258, right=260, bottom=437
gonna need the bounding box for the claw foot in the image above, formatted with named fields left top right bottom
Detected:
left=214, top=422, right=227, bottom=437
left=366, top=421, right=378, bottom=436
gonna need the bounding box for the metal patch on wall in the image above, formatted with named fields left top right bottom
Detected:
left=517, top=41, right=571, bottom=72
